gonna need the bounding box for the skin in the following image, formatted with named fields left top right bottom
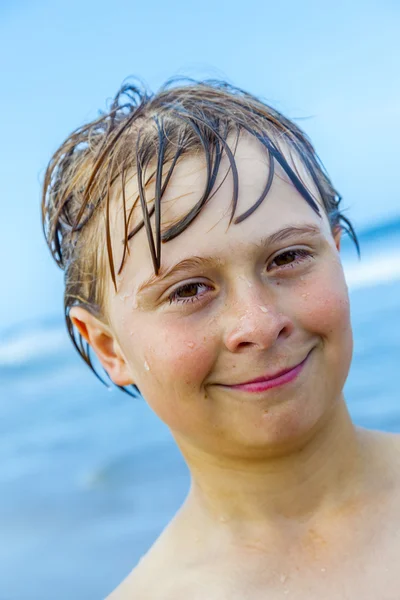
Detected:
left=71, top=135, right=400, bottom=599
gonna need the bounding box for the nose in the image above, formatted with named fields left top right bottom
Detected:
left=222, top=286, right=293, bottom=353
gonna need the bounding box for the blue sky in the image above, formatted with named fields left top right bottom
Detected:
left=1, top=0, right=399, bottom=329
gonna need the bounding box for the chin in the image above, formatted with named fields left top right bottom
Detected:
left=228, top=398, right=336, bottom=459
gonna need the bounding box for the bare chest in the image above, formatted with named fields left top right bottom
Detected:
left=155, top=530, right=400, bottom=600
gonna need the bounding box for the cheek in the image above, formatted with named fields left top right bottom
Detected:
left=156, top=329, right=214, bottom=384
left=129, top=316, right=217, bottom=388
left=295, top=260, right=351, bottom=339
left=130, top=318, right=217, bottom=429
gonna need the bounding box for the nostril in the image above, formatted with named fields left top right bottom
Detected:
left=278, top=324, right=292, bottom=339
left=237, top=341, right=255, bottom=349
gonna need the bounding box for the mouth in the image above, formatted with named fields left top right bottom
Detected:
left=221, top=351, right=312, bottom=393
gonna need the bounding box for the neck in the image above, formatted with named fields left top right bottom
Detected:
left=175, top=398, right=369, bottom=534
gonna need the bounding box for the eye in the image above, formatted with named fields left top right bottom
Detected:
left=168, top=282, right=212, bottom=305
left=268, top=248, right=314, bottom=271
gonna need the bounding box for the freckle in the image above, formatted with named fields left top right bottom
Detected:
left=144, top=360, right=150, bottom=371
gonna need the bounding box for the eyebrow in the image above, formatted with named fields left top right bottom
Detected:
left=136, top=223, right=322, bottom=294
left=254, top=223, right=322, bottom=250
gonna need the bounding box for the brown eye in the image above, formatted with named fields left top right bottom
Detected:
left=274, top=250, right=299, bottom=266
left=269, top=249, right=314, bottom=271
left=169, top=282, right=212, bottom=305
left=177, top=283, right=199, bottom=298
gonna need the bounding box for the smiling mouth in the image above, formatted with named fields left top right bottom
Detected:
left=220, top=351, right=312, bottom=393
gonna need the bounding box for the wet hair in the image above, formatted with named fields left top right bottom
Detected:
left=41, top=78, right=359, bottom=394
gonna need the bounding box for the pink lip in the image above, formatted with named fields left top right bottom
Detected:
left=225, top=353, right=311, bottom=393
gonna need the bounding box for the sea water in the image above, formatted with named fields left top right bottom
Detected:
left=0, top=217, right=399, bottom=600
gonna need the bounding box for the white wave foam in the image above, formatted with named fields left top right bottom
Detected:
left=0, top=327, right=68, bottom=367
left=343, top=252, right=400, bottom=290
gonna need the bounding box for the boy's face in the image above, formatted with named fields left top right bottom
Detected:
left=104, top=134, right=353, bottom=456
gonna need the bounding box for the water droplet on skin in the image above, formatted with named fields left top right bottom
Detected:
left=320, top=567, right=326, bottom=572
left=186, top=342, right=195, bottom=349
left=219, top=515, right=228, bottom=523
left=280, top=574, right=287, bottom=583
left=258, top=305, right=269, bottom=313
left=301, top=293, right=309, bottom=299
left=144, top=361, right=150, bottom=371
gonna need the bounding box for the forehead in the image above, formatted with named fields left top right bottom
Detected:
left=110, top=134, right=331, bottom=290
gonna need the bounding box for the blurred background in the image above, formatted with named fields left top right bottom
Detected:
left=1, top=0, right=399, bottom=598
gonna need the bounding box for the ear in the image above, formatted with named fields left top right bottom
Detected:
left=333, top=226, right=342, bottom=251
left=69, top=306, right=134, bottom=387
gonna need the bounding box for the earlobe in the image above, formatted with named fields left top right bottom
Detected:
left=69, top=306, right=135, bottom=387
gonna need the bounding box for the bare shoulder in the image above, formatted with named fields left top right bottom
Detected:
left=358, top=427, right=400, bottom=498
left=105, top=554, right=161, bottom=600
left=360, top=427, right=400, bottom=462
left=105, top=525, right=181, bottom=600
left=105, top=562, right=149, bottom=600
